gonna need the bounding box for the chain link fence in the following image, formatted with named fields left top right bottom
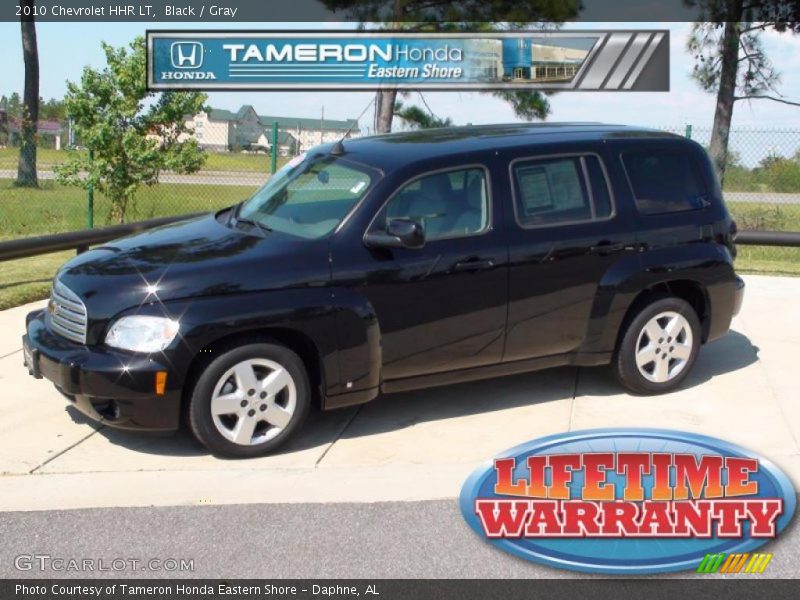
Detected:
left=656, top=126, right=800, bottom=278
left=3, top=128, right=800, bottom=239
left=1, top=128, right=799, bottom=308
left=0, top=149, right=270, bottom=240
left=657, top=126, right=800, bottom=233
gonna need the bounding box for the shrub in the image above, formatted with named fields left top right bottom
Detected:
left=730, top=204, right=786, bottom=231
left=765, top=159, right=800, bottom=193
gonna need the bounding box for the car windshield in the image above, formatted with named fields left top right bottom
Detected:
left=237, top=153, right=376, bottom=239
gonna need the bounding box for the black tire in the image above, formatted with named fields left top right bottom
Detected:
left=613, top=296, right=701, bottom=395
left=188, top=342, right=311, bottom=457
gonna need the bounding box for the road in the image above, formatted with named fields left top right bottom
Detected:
left=1, top=169, right=799, bottom=204
left=0, top=168, right=266, bottom=188
left=1, top=500, right=799, bottom=579
left=725, top=191, right=800, bottom=204
left=0, top=275, right=798, bottom=577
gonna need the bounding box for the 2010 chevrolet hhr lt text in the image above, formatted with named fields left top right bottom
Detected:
left=23, top=124, right=745, bottom=457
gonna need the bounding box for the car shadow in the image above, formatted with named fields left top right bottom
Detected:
left=76, top=329, right=759, bottom=458
left=573, top=329, right=759, bottom=397
left=685, top=330, right=760, bottom=386
left=64, top=405, right=208, bottom=457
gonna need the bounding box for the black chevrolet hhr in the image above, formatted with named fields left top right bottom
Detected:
left=23, top=124, right=744, bottom=457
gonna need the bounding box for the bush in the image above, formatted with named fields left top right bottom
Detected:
left=765, top=159, right=800, bottom=193
left=730, top=204, right=786, bottom=231
left=723, top=166, right=761, bottom=192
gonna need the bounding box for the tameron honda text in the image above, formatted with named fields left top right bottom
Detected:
left=147, top=31, right=670, bottom=90
left=459, top=429, right=795, bottom=574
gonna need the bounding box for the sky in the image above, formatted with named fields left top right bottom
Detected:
left=1, top=20, right=799, bottom=137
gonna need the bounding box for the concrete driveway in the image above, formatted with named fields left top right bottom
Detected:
left=0, top=274, right=798, bottom=511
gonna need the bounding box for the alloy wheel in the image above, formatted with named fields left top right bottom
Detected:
left=210, top=358, right=297, bottom=446
left=634, top=311, right=694, bottom=384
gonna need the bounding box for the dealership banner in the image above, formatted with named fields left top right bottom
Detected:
left=147, top=31, right=669, bottom=91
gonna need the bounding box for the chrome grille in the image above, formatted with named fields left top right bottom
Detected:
left=49, top=280, right=87, bottom=344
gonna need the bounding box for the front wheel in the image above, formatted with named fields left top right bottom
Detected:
left=613, top=297, right=701, bottom=395
left=188, top=342, right=310, bottom=457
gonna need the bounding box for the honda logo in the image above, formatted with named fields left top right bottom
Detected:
left=170, top=42, right=204, bottom=69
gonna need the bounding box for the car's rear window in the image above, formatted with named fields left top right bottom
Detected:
left=622, top=148, right=708, bottom=215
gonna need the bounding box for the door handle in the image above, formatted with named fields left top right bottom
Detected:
left=588, top=242, right=626, bottom=255
left=454, top=258, right=495, bottom=272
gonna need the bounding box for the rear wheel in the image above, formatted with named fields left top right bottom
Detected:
left=613, top=297, right=701, bottom=395
left=189, top=342, right=310, bottom=457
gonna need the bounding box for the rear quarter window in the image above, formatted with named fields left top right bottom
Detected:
left=622, top=148, right=708, bottom=215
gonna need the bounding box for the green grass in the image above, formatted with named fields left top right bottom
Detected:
left=728, top=201, right=800, bottom=232
left=726, top=202, right=800, bottom=273
left=0, top=178, right=258, bottom=308
left=0, top=147, right=289, bottom=174
left=735, top=246, right=800, bottom=275
left=0, top=147, right=71, bottom=170
left=0, top=179, right=258, bottom=239
left=0, top=251, right=73, bottom=310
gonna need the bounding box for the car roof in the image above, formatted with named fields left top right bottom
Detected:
left=318, top=123, right=685, bottom=172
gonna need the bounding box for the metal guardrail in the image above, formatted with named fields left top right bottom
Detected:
left=736, top=230, right=800, bottom=247
left=0, top=214, right=798, bottom=262
left=0, top=213, right=203, bottom=261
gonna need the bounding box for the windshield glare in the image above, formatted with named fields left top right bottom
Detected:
left=238, top=154, right=375, bottom=239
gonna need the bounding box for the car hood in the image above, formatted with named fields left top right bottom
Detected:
left=56, top=213, right=332, bottom=322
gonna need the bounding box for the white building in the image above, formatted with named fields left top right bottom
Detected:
left=185, top=105, right=360, bottom=153
left=531, top=43, right=588, bottom=80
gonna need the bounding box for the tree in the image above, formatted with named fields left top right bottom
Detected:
left=16, top=0, right=39, bottom=187
left=39, top=97, right=67, bottom=121
left=0, top=97, right=8, bottom=146
left=322, top=1, right=581, bottom=132
left=394, top=98, right=453, bottom=129
left=55, top=37, right=207, bottom=223
left=7, top=92, right=22, bottom=120
left=758, top=152, right=784, bottom=170
left=724, top=147, right=743, bottom=169
left=687, top=1, right=800, bottom=184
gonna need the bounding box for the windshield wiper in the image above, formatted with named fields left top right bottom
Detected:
left=227, top=202, right=272, bottom=237
left=227, top=201, right=243, bottom=226
left=235, top=216, right=272, bottom=237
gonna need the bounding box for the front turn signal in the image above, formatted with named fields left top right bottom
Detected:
left=155, top=371, right=168, bottom=396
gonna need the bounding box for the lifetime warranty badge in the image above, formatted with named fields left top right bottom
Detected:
left=147, top=30, right=669, bottom=91
left=459, top=429, right=795, bottom=574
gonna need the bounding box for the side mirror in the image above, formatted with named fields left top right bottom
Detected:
left=364, top=218, right=426, bottom=250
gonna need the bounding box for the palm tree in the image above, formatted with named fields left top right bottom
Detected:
left=16, top=0, right=39, bottom=187
left=394, top=97, right=453, bottom=129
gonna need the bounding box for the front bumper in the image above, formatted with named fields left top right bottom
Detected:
left=23, top=309, right=182, bottom=432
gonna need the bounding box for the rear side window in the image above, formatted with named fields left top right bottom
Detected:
left=622, top=149, right=707, bottom=215
left=511, top=154, right=613, bottom=228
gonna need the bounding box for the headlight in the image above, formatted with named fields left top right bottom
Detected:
left=105, top=316, right=180, bottom=353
